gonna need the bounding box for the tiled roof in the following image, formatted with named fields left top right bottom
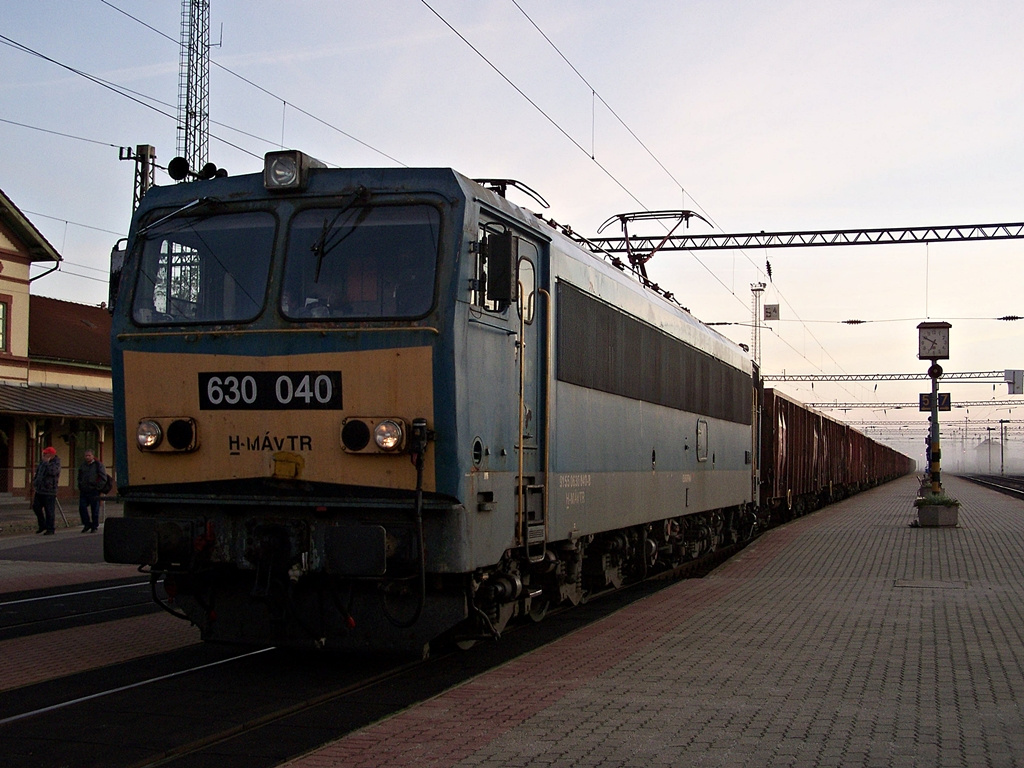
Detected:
left=0, top=382, right=112, bottom=420
left=29, top=295, right=112, bottom=366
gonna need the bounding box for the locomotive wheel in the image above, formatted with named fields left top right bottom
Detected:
left=529, top=598, right=550, bottom=622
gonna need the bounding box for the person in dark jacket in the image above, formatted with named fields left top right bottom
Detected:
left=77, top=449, right=108, bottom=533
left=32, top=446, right=61, bottom=535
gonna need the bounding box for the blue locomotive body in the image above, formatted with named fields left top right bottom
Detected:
left=103, top=152, right=903, bottom=653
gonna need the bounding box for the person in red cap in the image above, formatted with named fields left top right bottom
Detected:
left=32, top=446, right=62, bottom=535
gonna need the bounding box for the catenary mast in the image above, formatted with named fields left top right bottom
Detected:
left=177, top=0, right=211, bottom=176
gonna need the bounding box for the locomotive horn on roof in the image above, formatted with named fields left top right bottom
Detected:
left=167, top=155, right=228, bottom=182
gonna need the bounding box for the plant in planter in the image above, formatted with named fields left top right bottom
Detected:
left=913, top=491, right=960, bottom=527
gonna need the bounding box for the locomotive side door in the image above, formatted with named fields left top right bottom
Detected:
left=471, top=220, right=547, bottom=558
left=514, top=237, right=547, bottom=558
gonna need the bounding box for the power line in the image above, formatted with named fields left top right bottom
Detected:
left=10, top=7, right=914, bottom=415
left=0, top=32, right=259, bottom=160
left=0, top=117, right=121, bottom=149
left=419, top=0, right=647, bottom=213
left=22, top=209, right=125, bottom=238
left=509, top=0, right=686, bottom=193
left=0, top=34, right=178, bottom=124
left=501, top=6, right=851, bottom=378
left=98, top=0, right=407, bottom=167
left=47, top=267, right=108, bottom=284
left=422, top=0, right=777, bottom=337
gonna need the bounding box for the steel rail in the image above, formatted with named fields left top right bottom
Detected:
left=0, top=648, right=274, bottom=727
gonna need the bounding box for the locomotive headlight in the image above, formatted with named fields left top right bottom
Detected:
left=137, top=420, right=163, bottom=450
left=263, top=150, right=325, bottom=192
left=341, top=417, right=409, bottom=454
left=265, top=153, right=298, bottom=188
left=373, top=420, right=404, bottom=452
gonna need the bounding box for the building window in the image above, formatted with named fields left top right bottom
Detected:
left=0, top=297, right=8, bottom=353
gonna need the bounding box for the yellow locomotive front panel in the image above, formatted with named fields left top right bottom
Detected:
left=122, top=346, right=435, bottom=492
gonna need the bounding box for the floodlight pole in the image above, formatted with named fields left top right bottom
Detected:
left=999, top=419, right=1009, bottom=475
left=750, top=283, right=765, bottom=368
left=929, top=366, right=942, bottom=494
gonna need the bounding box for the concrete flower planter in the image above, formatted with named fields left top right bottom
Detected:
left=917, top=504, right=959, bottom=527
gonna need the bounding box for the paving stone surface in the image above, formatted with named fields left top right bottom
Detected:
left=0, top=501, right=200, bottom=693
left=283, top=475, right=1024, bottom=768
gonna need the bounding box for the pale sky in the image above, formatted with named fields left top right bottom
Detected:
left=2, top=0, right=1022, bottom=464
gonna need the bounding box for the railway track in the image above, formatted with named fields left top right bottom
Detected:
left=0, top=562, right=694, bottom=768
left=0, top=504, right=786, bottom=768
left=0, top=578, right=155, bottom=641
left=0, top=492, right=798, bottom=768
left=960, top=474, right=1024, bottom=501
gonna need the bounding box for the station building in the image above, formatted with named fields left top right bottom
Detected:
left=0, top=187, right=114, bottom=501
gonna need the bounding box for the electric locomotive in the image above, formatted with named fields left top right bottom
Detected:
left=105, top=150, right=810, bottom=653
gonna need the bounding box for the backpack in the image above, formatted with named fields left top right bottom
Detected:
left=100, top=470, right=114, bottom=495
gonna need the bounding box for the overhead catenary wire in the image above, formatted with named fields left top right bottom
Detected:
left=0, top=117, right=121, bottom=149
left=500, top=3, right=866, bottom=397
left=0, top=32, right=259, bottom=161
left=99, top=0, right=407, bottom=167
left=418, top=0, right=648, bottom=214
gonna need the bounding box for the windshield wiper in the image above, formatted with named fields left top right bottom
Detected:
left=311, top=187, right=370, bottom=282
left=137, top=197, right=221, bottom=237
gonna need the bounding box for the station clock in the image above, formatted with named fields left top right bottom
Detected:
left=917, top=321, right=951, bottom=360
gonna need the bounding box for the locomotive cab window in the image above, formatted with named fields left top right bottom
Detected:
left=132, top=212, right=276, bottom=325
left=282, top=204, right=439, bottom=320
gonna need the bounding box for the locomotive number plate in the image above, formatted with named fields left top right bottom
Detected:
left=198, top=371, right=342, bottom=410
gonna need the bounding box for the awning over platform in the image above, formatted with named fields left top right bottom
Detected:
left=0, top=382, right=113, bottom=420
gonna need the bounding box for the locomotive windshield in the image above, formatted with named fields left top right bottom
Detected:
left=129, top=202, right=440, bottom=325
left=281, top=204, right=439, bottom=320
left=131, top=211, right=276, bottom=325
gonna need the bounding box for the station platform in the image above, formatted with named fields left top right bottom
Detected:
left=0, top=497, right=128, bottom=593
left=0, top=495, right=122, bottom=539
left=282, top=474, right=1024, bottom=768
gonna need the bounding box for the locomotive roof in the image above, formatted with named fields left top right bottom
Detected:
left=134, top=164, right=750, bottom=372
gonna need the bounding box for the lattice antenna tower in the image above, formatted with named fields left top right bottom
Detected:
left=176, top=0, right=211, bottom=176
